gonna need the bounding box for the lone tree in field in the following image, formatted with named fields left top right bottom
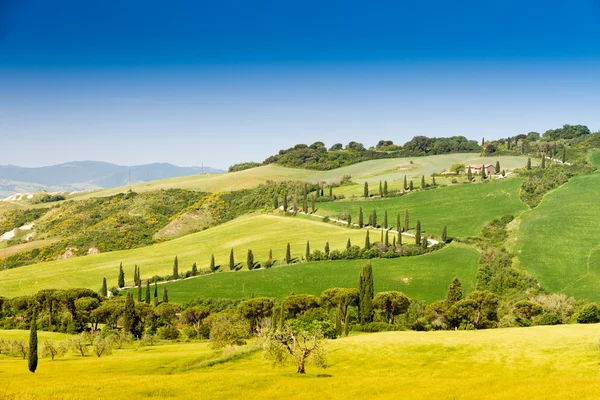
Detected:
left=263, top=324, right=327, bottom=374
left=363, top=182, right=369, bottom=198
left=347, top=213, right=352, bottom=227
left=442, top=225, right=448, bottom=243
left=163, top=285, right=169, bottom=303
left=266, top=249, right=274, bottom=268
left=383, top=181, right=388, bottom=197
left=358, top=261, right=374, bottom=323
left=118, top=263, right=125, bottom=288
left=229, top=248, right=235, bottom=271
left=305, top=241, right=311, bottom=262
left=403, top=175, right=408, bottom=191
left=173, top=256, right=179, bottom=280
left=422, top=235, right=428, bottom=249
left=364, top=230, right=371, bottom=249
left=210, top=254, right=216, bottom=273
left=415, top=220, right=421, bottom=245
left=358, top=207, right=364, bottom=228
left=145, top=280, right=151, bottom=304
left=192, top=262, right=198, bottom=276
left=432, top=175, right=436, bottom=186
left=285, top=243, right=292, bottom=264
left=495, top=161, right=500, bottom=174
left=526, top=158, right=532, bottom=170
left=101, top=278, right=108, bottom=297
left=421, top=175, right=425, bottom=189
left=247, top=249, right=255, bottom=270
left=28, top=310, right=38, bottom=373
left=379, top=181, right=383, bottom=197
left=445, top=277, right=463, bottom=306
left=404, top=209, right=409, bottom=232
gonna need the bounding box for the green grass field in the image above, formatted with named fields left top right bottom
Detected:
left=152, top=245, right=479, bottom=304
left=0, top=214, right=397, bottom=297
left=317, top=178, right=527, bottom=238
left=1, top=324, right=599, bottom=399
left=515, top=151, right=600, bottom=300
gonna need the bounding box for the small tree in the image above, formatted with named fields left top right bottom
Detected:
left=192, top=262, right=198, bottom=276
left=383, top=210, right=388, bottom=229
left=210, top=254, right=216, bottom=273
left=467, top=166, right=473, bottom=181
left=432, top=175, right=436, bottom=186
left=364, top=230, right=371, bottom=249
left=101, top=278, right=108, bottom=297
left=325, top=242, right=330, bottom=257
left=41, top=340, right=66, bottom=361
left=358, top=261, right=374, bottom=323
left=285, top=243, right=292, bottom=264
left=123, top=292, right=137, bottom=335
left=247, top=249, right=255, bottom=270
left=415, top=220, right=421, bottom=245
left=385, top=230, right=389, bottom=246
left=282, top=193, right=288, bottom=211
left=442, top=225, right=448, bottom=243
left=404, top=209, right=409, bottom=232
left=495, top=161, right=500, bottom=174
left=541, top=154, right=546, bottom=169
left=446, top=277, right=463, bottom=306
left=265, top=249, right=274, bottom=268
left=363, top=182, right=369, bottom=198
left=229, top=248, right=235, bottom=271
left=93, top=336, right=112, bottom=358
left=118, top=263, right=125, bottom=288
left=163, top=285, right=169, bottom=304
left=305, top=241, right=311, bottom=262
left=28, top=310, right=38, bottom=373
left=396, top=213, right=401, bottom=232
left=145, top=280, right=151, bottom=304
left=526, top=158, right=532, bottom=170
left=421, top=175, right=425, bottom=189
left=379, top=181, right=383, bottom=197
left=358, top=207, right=364, bottom=228
left=346, top=238, right=351, bottom=250
left=181, top=306, right=211, bottom=337
left=154, top=283, right=158, bottom=306
left=372, top=209, right=377, bottom=227
left=274, top=196, right=279, bottom=210
left=409, top=180, right=414, bottom=191
left=173, top=256, right=179, bottom=280
left=373, top=291, right=410, bottom=324
left=422, top=235, right=428, bottom=249
left=383, top=181, right=388, bottom=197
left=311, top=196, right=315, bottom=213
left=481, top=166, right=487, bottom=179
left=347, top=213, right=352, bottom=227
left=329, top=185, right=333, bottom=200
left=68, top=336, right=87, bottom=357
left=403, top=175, right=408, bottom=191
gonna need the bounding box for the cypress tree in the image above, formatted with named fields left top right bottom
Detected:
left=346, top=238, right=351, bottom=249
left=358, top=207, right=364, bottom=228
left=285, top=243, right=291, bottom=264
left=210, top=254, right=216, bottom=273
left=495, top=161, right=500, bottom=174
left=268, top=249, right=273, bottom=267
left=344, top=308, right=350, bottom=337
left=385, top=230, right=389, bottom=246
left=442, top=225, right=447, bottom=243
left=123, top=292, right=136, bottom=332
left=133, top=265, right=138, bottom=287
left=364, top=230, right=371, bottom=249
left=320, top=186, right=324, bottom=197
left=101, top=277, right=108, bottom=297
left=173, top=256, right=179, bottom=280
left=404, top=209, right=409, bottom=232
left=325, top=242, right=330, bottom=257
left=358, top=261, right=374, bottom=323
left=311, top=196, right=315, bottom=213
left=282, top=193, right=288, bottom=211
left=467, top=166, right=473, bottom=181
left=153, top=283, right=158, bottom=306
left=28, top=310, right=38, bottom=373
left=562, top=147, right=566, bottom=163
left=403, top=175, right=408, bottom=191
left=348, top=213, right=352, bottom=227
left=526, top=158, right=532, bottom=170
left=409, top=181, right=414, bottom=191
left=383, top=211, right=388, bottom=229
left=145, top=280, right=151, bottom=304
left=372, top=209, right=377, bottom=227
left=274, top=196, right=279, bottom=210
left=363, top=182, right=369, bottom=198
left=163, top=285, right=169, bottom=303
left=137, top=282, right=142, bottom=302
left=383, top=181, right=388, bottom=197
left=292, top=189, right=298, bottom=213
left=415, top=220, right=421, bottom=245
left=302, top=196, right=307, bottom=214
left=507, top=137, right=512, bottom=150
left=481, top=137, right=485, bottom=146
left=481, top=166, right=487, bottom=179
left=229, top=248, right=235, bottom=271
left=446, top=277, right=463, bottom=306
left=380, top=229, right=383, bottom=243
left=329, top=185, right=333, bottom=199
left=379, top=181, right=383, bottom=197
left=422, top=235, right=428, bottom=249
left=247, top=249, right=254, bottom=270
left=541, top=154, right=546, bottom=169
left=392, top=236, right=396, bottom=247
left=396, top=214, right=401, bottom=232
left=305, top=241, right=311, bottom=262
left=118, top=263, right=125, bottom=288
left=192, top=262, right=198, bottom=276
left=398, top=230, right=402, bottom=245
left=432, top=175, right=436, bottom=186
left=421, top=175, right=425, bottom=189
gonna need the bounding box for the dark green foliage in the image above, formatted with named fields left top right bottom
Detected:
left=562, top=147, right=566, bottom=163
left=398, top=230, right=402, bottom=245
left=383, top=181, right=388, bottom=197
left=415, top=220, right=421, bottom=245
left=476, top=247, right=538, bottom=295
left=364, top=230, right=371, bottom=249
left=123, top=292, right=137, bottom=334
left=379, top=181, right=383, bottom=197
left=0, top=208, right=50, bottom=236
left=238, top=297, right=274, bottom=333
left=118, top=263, right=125, bottom=288
left=404, top=210, right=409, bottom=232
left=403, top=175, right=408, bottom=191
left=311, top=196, right=315, bottom=213
left=274, top=196, right=279, bottom=210
left=329, top=185, right=333, bottom=200
left=385, top=230, right=389, bottom=246
left=363, top=182, right=369, bottom=198
left=481, top=166, right=487, bottom=179
left=409, top=180, right=414, bottom=191
left=229, top=249, right=235, bottom=271
left=265, top=249, right=274, bottom=269
left=467, top=166, right=473, bottom=180
left=396, top=214, right=401, bottom=232
left=228, top=162, right=262, bottom=172
left=358, top=207, right=364, bottom=228
left=372, top=209, right=377, bottom=227
left=210, top=254, right=216, bottom=273
left=247, top=249, right=255, bottom=270
left=373, top=291, right=410, bottom=324
left=445, top=277, right=463, bottom=306
left=358, top=262, right=374, bottom=323
left=154, top=283, right=158, bottom=305
left=422, top=236, right=428, bottom=249
left=285, top=243, right=291, bottom=264
left=305, top=241, right=311, bottom=262
left=192, top=262, right=198, bottom=276
left=541, top=154, right=546, bottom=169
left=383, top=211, right=388, bottom=229
left=137, top=283, right=142, bottom=302
left=495, top=161, right=500, bottom=174
left=432, top=175, right=436, bottom=186
left=345, top=239, right=351, bottom=250
left=163, top=286, right=169, bottom=304
left=325, top=242, right=330, bottom=257
left=442, top=225, right=447, bottom=242
left=28, top=310, right=38, bottom=373
left=576, top=303, right=600, bottom=323
left=543, top=124, right=590, bottom=140
left=282, top=193, right=288, bottom=211
left=444, top=290, right=499, bottom=330
left=526, top=158, right=531, bottom=170
left=173, top=256, right=179, bottom=280
left=421, top=175, right=425, bottom=189
left=101, top=278, right=108, bottom=297
left=145, top=280, right=151, bottom=304
left=347, top=213, right=352, bottom=227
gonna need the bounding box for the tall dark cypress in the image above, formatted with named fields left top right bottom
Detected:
left=432, top=175, right=436, bottom=186
left=305, top=241, right=311, bottom=262
left=163, top=285, right=169, bottom=303
left=379, top=181, right=383, bottom=197
left=274, top=196, right=279, bottom=210
left=409, top=181, right=414, bottom=191
left=385, top=230, right=389, bottom=246
left=403, top=175, right=408, bottom=191
left=383, top=181, right=388, bottom=197
left=118, top=263, right=125, bottom=288
left=229, top=248, right=235, bottom=271
left=28, top=310, right=38, bottom=373
left=359, top=207, right=364, bottom=228
left=442, top=225, right=448, bottom=243
left=285, top=243, right=291, bottom=264
left=416, top=220, right=421, bottom=245
left=133, top=265, right=138, bottom=287
left=145, top=280, right=151, bottom=304
left=372, top=209, right=377, bottom=227
left=446, top=277, right=463, bottom=306
left=329, top=186, right=333, bottom=200
left=527, top=158, right=532, bottom=170
left=137, top=282, right=142, bottom=302
left=396, top=214, right=401, bottom=232
left=495, top=161, right=500, bottom=174
left=481, top=166, right=487, bottom=179
left=346, top=238, right=351, bottom=249
left=101, top=277, right=108, bottom=297
left=404, top=210, right=409, bottom=232
left=358, top=261, right=374, bottom=323
left=210, top=254, right=216, bottom=273
left=173, top=256, right=179, bottom=280
left=541, top=154, right=546, bottom=169
left=123, top=292, right=136, bottom=333
left=363, top=182, right=369, bottom=198
left=247, top=249, right=254, bottom=270
left=283, top=192, right=288, bottom=211
left=364, top=230, right=371, bottom=249
left=422, top=235, right=428, bottom=249
left=467, top=166, right=473, bottom=181
left=192, top=262, right=198, bottom=276
left=325, top=242, right=330, bottom=257
left=421, top=175, right=425, bottom=189
left=398, top=229, right=402, bottom=245
left=153, top=282, right=158, bottom=306
left=383, top=211, right=388, bottom=229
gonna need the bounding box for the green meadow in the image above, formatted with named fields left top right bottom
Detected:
left=318, top=178, right=527, bottom=238
left=1, top=324, right=599, bottom=399
left=148, top=245, right=479, bottom=304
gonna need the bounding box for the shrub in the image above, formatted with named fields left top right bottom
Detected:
left=156, top=326, right=180, bottom=340
left=534, top=312, right=562, bottom=326
left=576, top=303, right=600, bottom=324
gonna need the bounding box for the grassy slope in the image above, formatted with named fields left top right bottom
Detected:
left=515, top=151, right=600, bottom=300
left=1, top=324, right=600, bottom=399
left=317, top=178, right=527, bottom=238
left=0, top=215, right=386, bottom=297
left=161, top=245, right=479, bottom=303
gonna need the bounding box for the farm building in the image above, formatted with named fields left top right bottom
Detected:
left=468, top=164, right=496, bottom=175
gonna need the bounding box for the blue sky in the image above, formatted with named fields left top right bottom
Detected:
left=1, top=0, right=600, bottom=168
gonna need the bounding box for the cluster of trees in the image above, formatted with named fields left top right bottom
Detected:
left=228, top=162, right=262, bottom=172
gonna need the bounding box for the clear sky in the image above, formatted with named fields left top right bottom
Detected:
left=1, top=0, right=600, bottom=169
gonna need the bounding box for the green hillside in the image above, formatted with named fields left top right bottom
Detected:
left=1, top=324, right=599, bottom=399
left=515, top=151, right=600, bottom=300
left=317, top=178, right=527, bottom=238
left=151, top=245, right=478, bottom=304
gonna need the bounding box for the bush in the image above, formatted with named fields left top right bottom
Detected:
left=353, top=322, right=399, bottom=332
left=411, top=317, right=431, bottom=331
left=156, top=326, right=180, bottom=340
left=534, top=312, right=562, bottom=326
left=576, top=303, right=600, bottom=324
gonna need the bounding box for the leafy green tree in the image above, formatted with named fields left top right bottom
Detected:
left=162, top=285, right=169, bottom=304
left=358, top=261, right=374, bottom=323
left=526, top=158, right=531, bottom=170
left=305, top=241, right=311, bottom=262
left=442, top=225, right=447, bottom=242
left=210, top=254, right=216, bottom=273
left=373, top=291, right=410, bottom=324
left=421, top=175, right=425, bottom=189
left=28, top=310, right=38, bottom=373
left=285, top=243, right=291, bottom=264
left=181, top=306, right=211, bottom=337
left=364, top=230, right=371, bottom=249
left=445, top=277, right=463, bottom=306
left=101, top=278, right=108, bottom=297
left=358, top=207, right=364, bottom=228
left=415, top=220, right=421, bottom=245
left=192, top=262, right=198, bottom=276
left=229, top=248, right=235, bottom=271
left=404, top=209, right=409, bottom=232
left=363, top=182, right=369, bottom=198
left=383, top=181, right=388, bottom=197
left=145, top=280, right=151, bottom=304
left=247, top=249, right=255, bottom=270
left=495, top=161, right=500, bottom=174
left=173, top=256, right=179, bottom=280
left=238, top=298, right=274, bottom=333
left=118, top=263, right=125, bottom=289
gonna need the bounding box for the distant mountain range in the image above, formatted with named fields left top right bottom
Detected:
left=0, top=161, right=224, bottom=198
